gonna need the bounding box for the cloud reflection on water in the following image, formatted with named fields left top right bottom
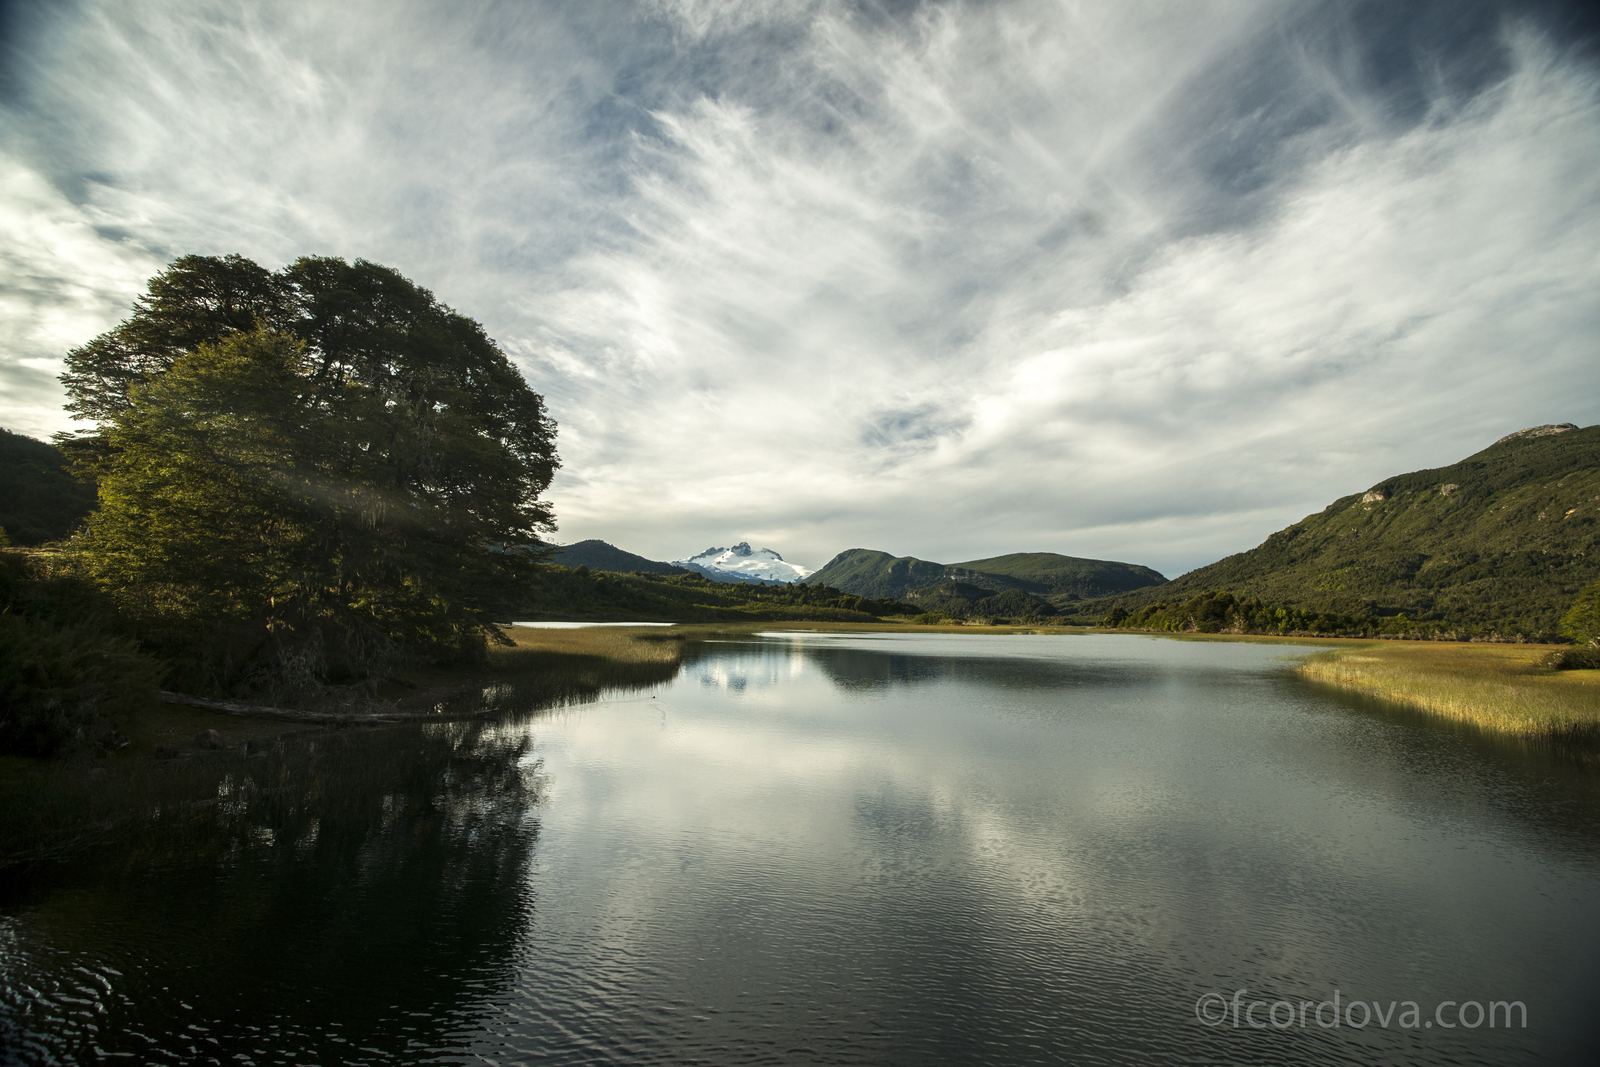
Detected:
left=507, top=633, right=1600, bottom=1062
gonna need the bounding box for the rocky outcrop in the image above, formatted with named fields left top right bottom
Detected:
left=1496, top=423, right=1577, bottom=444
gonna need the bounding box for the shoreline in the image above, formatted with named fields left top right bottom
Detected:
left=6, top=625, right=1595, bottom=867
left=704, top=624, right=1600, bottom=748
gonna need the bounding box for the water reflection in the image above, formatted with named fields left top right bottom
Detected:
left=492, top=634, right=1600, bottom=1065
left=1, top=721, right=542, bottom=1065
left=1287, top=679, right=1600, bottom=855
left=5, top=633, right=1600, bottom=1066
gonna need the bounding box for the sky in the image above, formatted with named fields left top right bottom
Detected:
left=2, top=0, right=1598, bottom=578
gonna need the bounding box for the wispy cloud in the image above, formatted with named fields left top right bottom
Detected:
left=3, top=1, right=1597, bottom=573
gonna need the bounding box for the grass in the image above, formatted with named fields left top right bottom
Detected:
left=491, top=624, right=688, bottom=665
left=1295, top=641, right=1600, bottom=746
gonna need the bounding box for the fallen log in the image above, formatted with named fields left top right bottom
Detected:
left=157, top=691, right=399, bottom=724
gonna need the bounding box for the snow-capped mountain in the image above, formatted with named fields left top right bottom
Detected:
left=670, top=542, right=814, bottom=584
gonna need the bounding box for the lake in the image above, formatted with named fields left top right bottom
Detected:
left=3, top=632, right=1598, bottom=1065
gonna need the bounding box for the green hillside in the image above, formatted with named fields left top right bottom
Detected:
left=0, top=429, right=97, bottom=545
left=952, top=552, right=1167, bottom=598
left=801, top=550, right=950, bottom=599
left=523, top=566, right=909, bottom=623
left=1085, top=424, right=1600, bottom=639
left=805, top=548, right=1166, bottom=601
left=551, top=539, right=690, bottom=576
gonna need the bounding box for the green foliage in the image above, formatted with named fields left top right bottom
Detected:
left=806, top=547, right=1165, bottom=601
left=0, top=428, right=97, bottom=545
left=61, top=253, right=288, bottom=423
left=1546, top=646, right=1600, bottom=670
left=0, top=613, right=163, bottom=757
left=62, top=254, right=557, bottom=527
left=525, top=567, right=909, bottom=623
left=1099, top=590, right=1368, bottom=636
left=59, top=254, right=559, bottom=691
left=904, top=582, right=1058, bottom=620
left=1561, top=582, right=1600, bottom=648
left=1082, top=425, right=1600, bottom=639
left=63, top=254, right=558, bottom=484
left=0, top=547, right=120, bottom=632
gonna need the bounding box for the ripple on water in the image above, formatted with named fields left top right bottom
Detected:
left=3, top=634, right=1598, bottom=1065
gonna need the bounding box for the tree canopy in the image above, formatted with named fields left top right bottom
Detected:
left=1563, top=583, right=1600, bottom=648
left=61, top=254, right=559, bottom=687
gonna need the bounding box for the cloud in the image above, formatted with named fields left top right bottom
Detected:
left=2, top=1, right=1597, bottom=573
left=0, top=160, right=163, bottom=437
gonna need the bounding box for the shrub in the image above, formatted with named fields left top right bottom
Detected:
left=0, top=613, right=164, bottom=757
left=1546, top=646, right=1600, bottom=670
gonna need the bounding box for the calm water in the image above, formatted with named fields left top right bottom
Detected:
left=3, top=632, right=1599, bottom=1065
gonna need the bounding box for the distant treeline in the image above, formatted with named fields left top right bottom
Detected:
left=1098, top=588, right=1600, bottom=646
left=531, top=566, right=913, bottom=623
left=1100, top=591, right=1371, bottom=637
left=901, top=583, right=1059, bottom=623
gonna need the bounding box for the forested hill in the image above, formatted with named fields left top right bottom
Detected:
left=953, top=553, right=1167, bottom=597
left=1085, top=423, right=1600, bottom=639
left=804, top=548, right=1167, bottom=602
left=551, top=540, right=690, bottom=576
left=0, top=429, right=97, bottom=545
left=525, top=567, right=909, bottom=623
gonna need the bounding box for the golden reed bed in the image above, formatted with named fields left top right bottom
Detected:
left=1296, top=641, right=1600, bottom=745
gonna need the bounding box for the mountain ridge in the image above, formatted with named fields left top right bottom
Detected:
left=804, top=549, right=1167, bottom=602
left=671, top=542, right=814, bottom=584
left=1082, top=423, right=1600, bottom=637
left=549, top=540, right=690, bottom=576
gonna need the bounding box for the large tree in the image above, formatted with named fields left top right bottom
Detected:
left=61, top=255, right=558, bottom=687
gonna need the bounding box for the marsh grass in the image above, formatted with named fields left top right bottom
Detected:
left=1296, top=642, right=1600, bottom=747
left=427, top=625, right=690, bottom=717
left=493, top=624, right=687, bottom=665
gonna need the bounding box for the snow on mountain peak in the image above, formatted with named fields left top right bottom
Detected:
left=672, top=540, right=811, bottom=583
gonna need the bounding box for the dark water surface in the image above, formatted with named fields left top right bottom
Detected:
left=3, top=633, right=1599, bottom=1065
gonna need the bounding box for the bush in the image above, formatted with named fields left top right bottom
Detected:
left=1545, top=646, right=1600, bottom=671
left=0, top=613, right=164, bottom=756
